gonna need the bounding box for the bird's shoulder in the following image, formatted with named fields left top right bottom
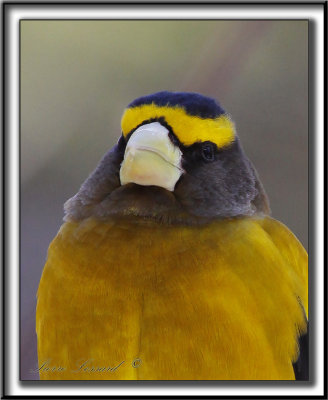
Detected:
left=257, top=217, right=308, bottom=304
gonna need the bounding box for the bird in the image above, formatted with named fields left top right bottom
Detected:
left=36, top=91, right=308, bottom=380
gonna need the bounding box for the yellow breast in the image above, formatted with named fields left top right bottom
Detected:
left=36, top=216, right=307, bottom=380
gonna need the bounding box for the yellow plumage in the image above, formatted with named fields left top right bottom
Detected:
left=121, top=104, right=235, bottom=148
left=36, top=216, right=307, bottom=380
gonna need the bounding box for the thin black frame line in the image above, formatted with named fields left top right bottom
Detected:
left=1, top=394, right=327, bottom=399
left=2, top=3, right=6, bottom=400
left=323, top=0, right=327, bottom=399
left=2, top=396, right=327, bottom=400
left=16, top=13, right=317, bottom=390
left=19, top=18, right=310, bottom=21
left=18, top=18, right=21, bottom=385
left=307, top=13, right=313, bottom=381
left=18, top=18, right=313, bottom=387
left=2, top=2, right=327, bottom=6
left=306, top=16, right=310, bottom=382
left=17, top=18, right=315, bottom=389
left=13, top=8, right=322, bottom=388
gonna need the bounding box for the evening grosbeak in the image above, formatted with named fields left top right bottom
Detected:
left=36, top=91, right=308, bottom=380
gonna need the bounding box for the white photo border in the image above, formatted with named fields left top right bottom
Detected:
left=3, top=2, right=326, bottom=398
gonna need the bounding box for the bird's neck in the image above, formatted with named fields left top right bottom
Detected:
left=65, top=183, right=215, bottom=226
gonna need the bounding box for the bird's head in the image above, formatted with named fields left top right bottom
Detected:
left=65, top=91, right=270, bottom=225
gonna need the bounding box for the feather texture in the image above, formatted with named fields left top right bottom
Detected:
left=36, top=216, right=307, bottom=380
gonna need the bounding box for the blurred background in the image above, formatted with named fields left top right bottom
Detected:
left=21, top=20, right=308, bottom=380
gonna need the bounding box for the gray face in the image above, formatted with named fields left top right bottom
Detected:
left=64, top=128, right=270, bottom=226
left=174, top=137, right=269, bottom=219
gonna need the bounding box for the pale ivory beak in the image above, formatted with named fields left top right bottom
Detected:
left=120, top=122, right=183, bottom=192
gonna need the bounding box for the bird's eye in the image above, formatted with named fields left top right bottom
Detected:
left=201, top=142, right=215, bottom=162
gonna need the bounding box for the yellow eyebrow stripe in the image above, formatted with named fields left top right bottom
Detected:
left=121, top=104, right=235, bottom=148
